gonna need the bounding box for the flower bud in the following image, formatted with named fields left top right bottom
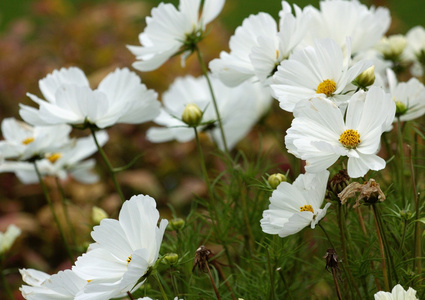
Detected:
left=0, top=224, right=21, bottom=254
left=168, top=218, right=185, bottom=231
left=395, top=101, right=408, bottom=117
left=182, top=104, right=203, bottom=127
left=92, top=206, right=108, bottom=224
left=163, top=253, right=179, bottom=265
left=353, top=66, right=375, bottom=89
left=268, top=173, right=287, bottom=189
left=375, top=35, right=407, bottom=60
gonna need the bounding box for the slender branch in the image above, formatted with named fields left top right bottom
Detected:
left=89, top=127, right=125, bottom=203
left=372, top=205, right=390, bottom=291
left=154, top=273, right=169, bottom=300
left=127, top=291, right=135, bottom=300
left=396, top=118, right=406, bottom=206
left=0, top=261, right=14, bottom=300
left=205, top=263, right=222, bottom=300
left=55, top=177, right=77, bottom=248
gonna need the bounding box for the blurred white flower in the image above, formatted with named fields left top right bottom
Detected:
left=20, top=268, right=87, bottom=300
left=20, top=67, right=160, bottom=129
left=0, top=118, right=71, bottom=161
left=0, top=131, right=108, bottom=184
left=405, top=26, right=425, bottom=77
left=0, top=224, right=21, bottom=254
left=73, top=194, right=168, bottom=300
left=146, top=75, right=271, bottom=150
left=304, top=0, right=390, bottom=56
left=285, top=87, right=395, bottom=178
left=386, top=68, right=425, bottom=122
left=271, top=38, right=372, bottom=112
left=374, top=284, right=418, bottom=300
left=261, top=171, right=330, bottom=238
left=210, top=1, right=311, bottom=86
left=128, top=0, right=225, bottom=71
left=375, top=35, right=407, bottom=60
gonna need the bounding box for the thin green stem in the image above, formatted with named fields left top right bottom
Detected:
left=154, top=273, right=169, bottom=300
left=55, top=177, right=77, bottom=248
left=33, top=161, right=74, bottom=264
left=413, top=193, right=422, bottom=278
left=90, top=127, right=125, bottom=203
left=276, top=267, right=294, bottom=300
left=396, top=118, right=406, bottom=206
left=318, top=223, right=336, bottom=250
left=195, top=46, right=229, bottom=154
left=169, top=266, right=179, bottom=297
left=0, top=261, right=14, bottom=300
left=266, top=245, right=276, bottom=300
left=372, top=205, right=390, bottom=291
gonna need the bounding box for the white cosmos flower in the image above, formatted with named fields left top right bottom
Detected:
left=261, top=171, right=330, bottom=238
left=20, top=268, right=87, bottom=300
left=285, top=87, right=395, bottom=178
left=374, top=284, right=418, bottom=300
left=209, top=1, right=311, bottom=86
left=303, top=0, right=390, bottom=56
left=19, top=67, right=160, bottom=129
left=0, top=224, right=21, bottom=254
left=405, top=26, right=425, bottom=77
left=146, top=75, right=271, bottom=150
left=271, top=38, right=372, bottom=112
left=0, top=131, right=108, bottom=184
left=0, top=118, right=71, bottom=161
left=386, top=68, right=425, bottom=122
left=128, top=0, right=225, bottom=71
left=73, top=194, right=168, bottom=300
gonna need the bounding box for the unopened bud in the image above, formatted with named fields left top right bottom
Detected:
left=376, top=35, right=407, bottom=60
left=163, top=253, right=179, bottom=265
left=353, top=65, right=375, bottom=89
left=92, top=206, right=108, bottom=224
left=182, top=104, right=203, bottom=127
left=268, top=173, right=287, bottom=189
left=168, top=218, right=185, bottom=231
left=395, top=101, right=408, bottom=117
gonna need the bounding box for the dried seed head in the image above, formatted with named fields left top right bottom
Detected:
left=338, top=179, right=385, bottom=208
left=327, top=169, right=350, bottom=201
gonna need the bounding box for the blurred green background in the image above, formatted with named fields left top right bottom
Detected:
left=1, top=0, right=424, bottom=33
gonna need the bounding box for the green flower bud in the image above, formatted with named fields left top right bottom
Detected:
left=92, top=206, right=108, bottom=225
left=163, top=253, right=179, bottom=265
left=182, top=103, right=203, bottom=127
left=353, top=65, right=375, bottom=89
left=168, top=218, right=185, bottom=231
left=395, top=101, right=408, bottom=117
left=268, top=173, right=287, bottom=189
left=376, top=35, right=407, bottom=60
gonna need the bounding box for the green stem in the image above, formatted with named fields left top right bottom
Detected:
left=90, top=127, right=125, bottom=203
left=318, top=223, right=336, bottom=250
left=195, top=46, right=229, bottom=154
left=154, top=273, right=169, bottom=300
left=372, top=205, right=390, bottom=291
left=169, top=266, right=179, bottom=297
left=396, top=118, right=406, bottom=206
left=33, top=161, right=74, bottom=264
left=413, top=193, right=422, bottom=279
left=0, top=261, right=14, bottom=300
left=266, top=245, right=276, bottom=300
left=276, top=267, right=294, bottom=300
left=55, top=177, right=77, bottom=248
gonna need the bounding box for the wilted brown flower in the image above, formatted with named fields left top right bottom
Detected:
left=327, top=169, right=350, bottom=201
left=338, top=179, right=385, bottom=208
left=192, top=245, right=213, bottom=273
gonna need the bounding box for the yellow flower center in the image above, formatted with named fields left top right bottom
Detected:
left=339, top=129, right=361, bottom=149
left=126, top=254, right=132, bottom=266
left=316, top=79, right=337, bottom=96
left=22, top=137, right=35, bottom=145
left=47, top=153, right=62, bottom=163
left=300, top=204, right=314, bottom=213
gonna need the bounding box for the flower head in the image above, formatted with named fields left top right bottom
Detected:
left=405, top=26, right=425, bottom=76
left=19, top=67, right=160, bottom=129
left=261, top=171, right=330, bottom=238
left=128, top=0, right=225, bottom=71
left=374, top=284, right=418, bottom=300
left=285, top=87, right=395, bottom=178
left=73, top=194, right=168, bottom=299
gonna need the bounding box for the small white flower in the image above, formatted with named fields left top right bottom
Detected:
left=20, top=67, right=160, bottom=129
left=210, top=1, right=311, bottom=86
left=20, top=268, right=87, bottom=300
left=304, top=0, right=390, bottom=55
left=405, top=26, right=425, bottom=76
left=73, top=194, right=168, bottom=300
left=261, top=171, right=330, bottom=238
left=146, top=75, right=271, bottom=150
left=128, top=0, right=225, bottom=71
left=285, top=87, right=395, bottom=178
left=0, top=118, right=71, bottom=161
left=386, top=68, right=425, bottom=122
left=0, top=224, right=21, bottom=254
left=271, top=38, right=372, bottom=112
left=374, top=284, right=418, bottom=300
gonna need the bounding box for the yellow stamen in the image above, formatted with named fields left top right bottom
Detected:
left=339, top=129, right=361, bottom=149
left=126, top=255, right=132, bottom=266
left=276, top=49, right=280, bottom=59
left=47, top=153, right=62, bottom=163
left=316, top=79, right=337, bottom=96
left=87, top=280, right=92, bottom=283
left=22, top=137, right=35, bottom=145
left=300, top=204, right=314, bottom=213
